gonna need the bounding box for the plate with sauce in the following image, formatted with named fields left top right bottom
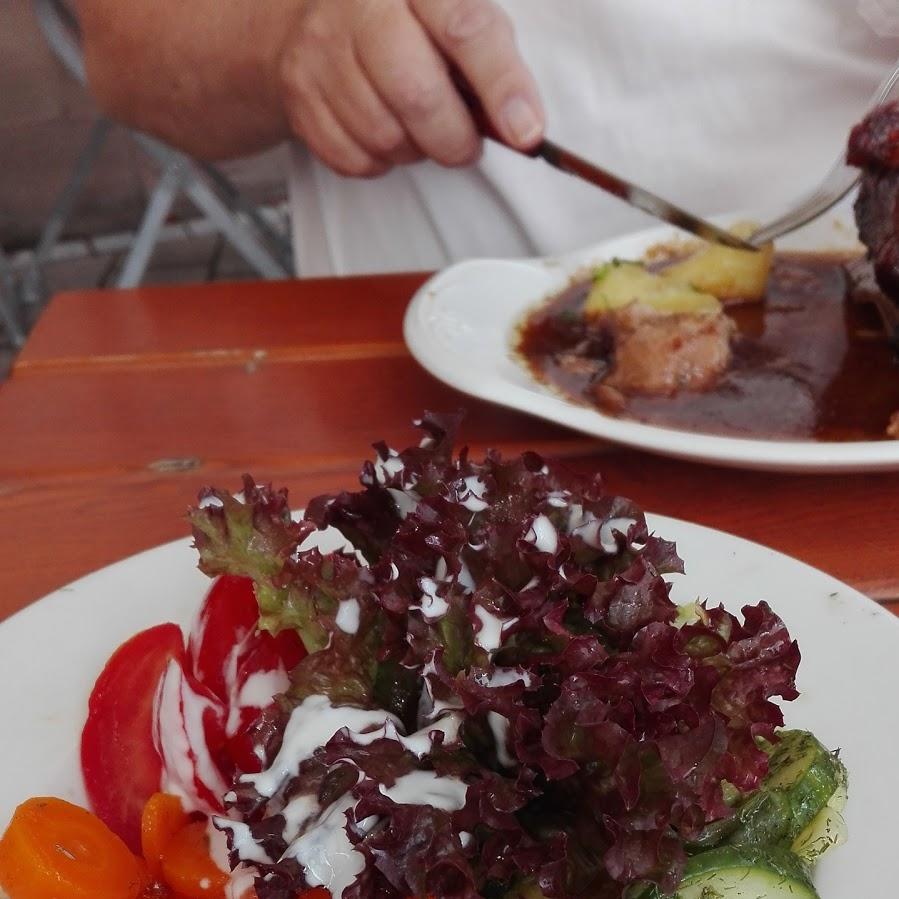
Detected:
left=404, top=207, right=899, bottom=472
left=2, top=515, right=898, bottom=899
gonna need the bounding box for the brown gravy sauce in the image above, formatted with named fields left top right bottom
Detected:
left=516, top=253, right=899, bottom=441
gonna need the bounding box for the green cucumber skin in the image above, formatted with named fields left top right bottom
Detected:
left=762, top=731, right=845, bottom=844
left=726, top=789, right=793, bottom=848
left=689, top=731, right=847, bottom=852
left=672, top=846, right=819, bottom=899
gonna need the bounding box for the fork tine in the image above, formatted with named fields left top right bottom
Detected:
left=748, top=57, right=899, bottom=247
left=749, top=166, right=860, bottom=246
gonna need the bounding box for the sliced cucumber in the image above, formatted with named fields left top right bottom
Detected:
left=763, top=730, right=847, bottom=844
left=791, top=781, right=848, bottom=865
left=687, top=730, right=847, bottom=864
left=672, top=846, right=818, bottom=899
left=725, top=788, right=792, bottom=848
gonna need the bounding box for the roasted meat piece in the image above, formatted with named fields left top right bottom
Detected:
left=848, top=101, right=899, bottom=299
left=603, top=303, right=735, bottom=396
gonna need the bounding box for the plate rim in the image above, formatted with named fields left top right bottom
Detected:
left=403, top=220, right=899, bottom=473
left=2, top=513, right=898, bottom=899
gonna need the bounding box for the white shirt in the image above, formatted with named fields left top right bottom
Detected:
left=289, top=1, right=897, bottom=276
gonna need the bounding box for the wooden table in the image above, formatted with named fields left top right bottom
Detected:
left=2, top=274, right=898, bottom=623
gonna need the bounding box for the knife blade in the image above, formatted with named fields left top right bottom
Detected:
left=453, top=74, right=755, bottom=251
left=530, top=139, right=756, bottom=251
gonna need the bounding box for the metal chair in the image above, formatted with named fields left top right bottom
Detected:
left=0, top=249, right=26, bottom=349
left=22, top=0, right=293, bottom=310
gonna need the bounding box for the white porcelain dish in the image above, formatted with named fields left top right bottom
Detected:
left=404, top=206, right=899, bottom=472
left=1, top=517, right=897, bottom=897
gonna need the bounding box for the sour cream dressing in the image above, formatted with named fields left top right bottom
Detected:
left=473, top=605, right=518, bottom=652
left=380, top=770, right=468, bottom=812
left=229, top=693, right=471, bottom=896
left=335, top=598, right=361, bottom=634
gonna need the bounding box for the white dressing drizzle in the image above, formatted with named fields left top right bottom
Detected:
left=473, top=606, right=517, bottom=652
left=280, top=792, right=320, bottom=843
left=335, top=598, right=361, bottom=634
left=458, top=558, right=476, bottom=593
left=387, top=487, right=419, bottom=519
left=282, top=795, right=365, bottom=897
left=600, top=517, right=637, bottom=553
left=487, top=712, right=515, bottom=768
left=154, top=659, right=230, bottom=813
left=225, top=865, right=258, bottom=899
left=416, top=577, right=449, bottom=620
left=225, top=667, right=288, bottom=737
left=351, top=710, right=463, bottom=757
left=380, top=770, right=468, bottom=811
left=213, top=818, right=273, bottom=865
left=460, top=475, right=489, bottom=512
left=476, top=666, right=532, bottom=688
left=207, top=818, right=234, bottom=872
left=546, top=490, right=570, bottom=508
left=373, top=451, right=404, bottom=485
left=567, top=506, right=636, bottom=554
left=241, top=696, right=401, bottom=798
left=525, top=514, right=558, bottom=554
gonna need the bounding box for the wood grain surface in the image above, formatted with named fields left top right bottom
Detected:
left=2, top=275, right=897, bottom=622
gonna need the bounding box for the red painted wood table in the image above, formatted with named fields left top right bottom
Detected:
left=1, top=274, right=897, bottom=623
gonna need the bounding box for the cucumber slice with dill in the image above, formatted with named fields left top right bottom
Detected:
left=761, top=730, right=847, bottom=844
left=672, top=845, right=819, bottom=899
left=686, top=730, right=847, bottom=863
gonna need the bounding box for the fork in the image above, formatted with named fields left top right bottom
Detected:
left=748, top=59, right=899, bottom=247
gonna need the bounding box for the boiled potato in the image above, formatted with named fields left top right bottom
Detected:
left=660, top=239, right=774, bottom=301
left=585, top=260, right=721, bottom=317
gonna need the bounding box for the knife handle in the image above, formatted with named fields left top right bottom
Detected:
left=450, top=69, right=543, bottom=159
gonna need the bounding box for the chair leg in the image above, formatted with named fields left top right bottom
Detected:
left=22, top=117, right=113, bottom=307
left=115, top=158, right=186, bottom=289
left=0, top=250, right=26, bottom=348
left=197, top=161, right=294, bottom=273
left=132, top=134, right=289, bottom=280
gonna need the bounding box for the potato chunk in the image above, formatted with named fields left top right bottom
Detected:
left=660, top=240, right=774, bottom=301
left=585, top=260, right=721, bottom=317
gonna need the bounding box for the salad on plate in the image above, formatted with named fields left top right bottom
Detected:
left=0, top=413, right=847, bottom=899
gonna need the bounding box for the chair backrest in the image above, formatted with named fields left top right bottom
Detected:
left=32, top=0, right=86, bottom=84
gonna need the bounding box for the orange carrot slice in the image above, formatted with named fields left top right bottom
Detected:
left=141, top=793, right=190, bottom=881
left=0, top=796, right=145, bottom=899
left=159, top=821, right=229, bottom=899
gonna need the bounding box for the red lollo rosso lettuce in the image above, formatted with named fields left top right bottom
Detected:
left=188, top=412, right=800, bottom=899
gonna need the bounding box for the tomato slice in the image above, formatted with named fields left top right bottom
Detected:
left=187, top=576, right=260, bottom=705
left=82, top=576, right=307, bottom=845
left=187, top=575, right=305, bottom=748
left=154, top=658, right=230, bottom=814
left=81, top=623, right=185, bottom=854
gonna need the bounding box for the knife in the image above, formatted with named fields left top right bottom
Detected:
left=455, top=77, right=755, bottom=252
left=526, top=139, right=755, bottom=251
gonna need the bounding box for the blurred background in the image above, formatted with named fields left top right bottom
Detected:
left=1, top=0, right=294, bottom=372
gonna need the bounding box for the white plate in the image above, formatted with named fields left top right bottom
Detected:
left=1, top=517, right=897, bottom=897
left=404, top=206, right=899, bottom=473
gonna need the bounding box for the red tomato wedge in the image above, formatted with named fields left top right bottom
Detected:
left=187, top=576, right=304, bottom=699
left=81, top=623, right=185, bottom=854
left=153, top=657, right=230, bottom=814
left=81, top=575, right=308, bottom=847
left=187, top=575, right=261, bottom=704
left=186, top=575, right=305, bottom=752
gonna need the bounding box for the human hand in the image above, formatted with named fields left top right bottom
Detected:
left=277, top=0, right=545, bottom=177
